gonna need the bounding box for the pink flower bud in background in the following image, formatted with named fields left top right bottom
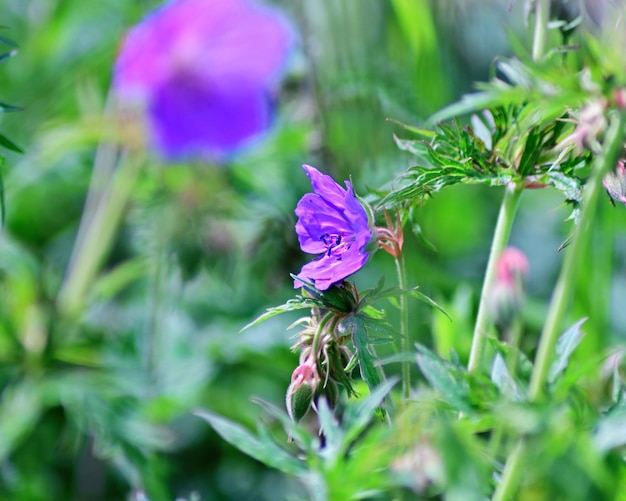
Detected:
left=487, top=247, right=529, bottom=331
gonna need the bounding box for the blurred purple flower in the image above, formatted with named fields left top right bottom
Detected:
left=294, top=165, right=372, bottom=291
left=113, top=0, right=293, bottom=161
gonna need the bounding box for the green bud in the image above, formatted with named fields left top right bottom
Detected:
left=315, top=379, right=339, bottom=409
left=286, top=379, right=314, bottom=422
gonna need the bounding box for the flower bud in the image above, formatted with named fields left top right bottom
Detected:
left=286, top=380, right=314, bottom=422
left=314, top=379, right=339, bottom=410
left=487, top=247, right=529, bottom=331
left=286, top=363, right=317, bottom=422
left=603, top=160, right=626, bottom=205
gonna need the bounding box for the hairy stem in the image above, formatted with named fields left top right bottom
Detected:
left=468, top=183, right=522, bottom=373
left=532, top=0, right=550, bottom=61
left=57, top=153, right=143, bottom=317
left=395, top=252, right=410, bottom=399
left=493, top=114, right=625, bottom=500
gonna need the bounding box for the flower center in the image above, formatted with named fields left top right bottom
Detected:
left=321, top=232, right=351, bottom=258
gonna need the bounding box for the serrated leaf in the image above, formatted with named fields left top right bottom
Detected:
left=416, top=344, right=472, bottom=413
left=393, top=134, right=428, bottom=156
left=194, top=409, right=306, bottom=476
left=548, top=317, right=587, bottom=384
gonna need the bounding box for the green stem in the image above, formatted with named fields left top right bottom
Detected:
left=532, top=0, right=550, bottom=62
left=57, top=152, right=143, bottom=317
left=468, top=183, right=522, bottom=373
left=492, top=114, right=625, bottom=500
left=529, top=116, right=624, bottom=399
left=394, top=252, right=410, bottom=399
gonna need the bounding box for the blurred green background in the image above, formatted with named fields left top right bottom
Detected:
left=1, top=0, right=625, bottom=499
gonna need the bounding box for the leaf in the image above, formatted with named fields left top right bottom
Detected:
left=251, top=398, right=314, bottom=452
left=415, top=343, right=472, bottom=413
left=240, top=298, right=314, bottom=332
left=345, top=314, right=381, bottom=390
left=0, top=49, right=17, bottom=64
left=548, top=317, right=587, bottom=384
left=194, top=409, right=306, bottom=476
left=0, top=101, right=21, bottom=112
left=0, top=35, right=17, bottom=48
left=343, top=377, right=398, bottom=445
left=593, top=400, right=626, bottom=453
left=393, top=135, right=428, bottom=156
left=316, top=398, right=343, bottom=464
left=0, top=132, right=23, bottom=153
left=490, top=354, right=523, bottom=401
left=386, top=117, right=436, bottom=137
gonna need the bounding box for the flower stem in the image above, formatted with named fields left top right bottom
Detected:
left=394, top=252, right=411, bottom=399
left=468, top=183, right=522, bottom=373
left=529, top=115, right=625, bottom=399
left=57, top=152, right=143, bottom=317
left=532, top=0, right=550, bottom=62
left=493, top=113, right=625, bottom=501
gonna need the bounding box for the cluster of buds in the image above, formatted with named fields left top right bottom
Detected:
left=286, top=305, right=357, bottom=422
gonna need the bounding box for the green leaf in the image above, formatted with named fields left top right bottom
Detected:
left=194, top=409, right=306, bottom=476
left=251, top=398, right=315, bottom=453
left=240, top=298, right=314, bottom=332
left=386, top=118, right=436, bottom=137
left=490, top=354, right=524, bottom=401
left=0, top=49, right=17, bottom=64
left=344, top=314, right=381, bottom=390
left=415, top=343, right=473, bottom=413
left=548, top=317, right=587, bottom=384
left=0, top=132, right=23, bottom=153
left=0, top=35, right=17, bottom=48
left=316, top=398, right=343, bottom=464
left=343, top=378, right=397, bottom=445
left=0, top=101, right=21, bottom=112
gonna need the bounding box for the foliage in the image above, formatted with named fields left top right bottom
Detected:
left=3, top=1, right=626, bottom=500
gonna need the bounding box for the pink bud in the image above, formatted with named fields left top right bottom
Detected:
left=496, top=247, right=529, bottom=286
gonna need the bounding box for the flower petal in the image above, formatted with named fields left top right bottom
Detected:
left=302, top=165, right=348, bottom=210
left=294, top=247, right=369, bottom=290
left=149, top=75, right=271, bottom=160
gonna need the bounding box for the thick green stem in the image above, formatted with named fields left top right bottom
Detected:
left=529, top=116, right=624, bottom=398
left=532, top=0, right=550, bottom=61
left=57, top=153, right=143, bottom=317
left=468, top=183, right=522, bottom=373
left=394, top=252, right=410, bottom=399
left=493, top=114, right=625, bottom=500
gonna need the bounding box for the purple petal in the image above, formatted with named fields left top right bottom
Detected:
left=295, top=194, right=353, bottom=253
left=148, top=73, right=271, bottom=160
left=302, top=165, right=348, bottom=209
left=294, top=247, right=369, bottom=291
left=113, top=0, right=293, bottom=160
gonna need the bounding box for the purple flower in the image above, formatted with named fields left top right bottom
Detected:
left=113, top=0, right=292, bottom=161
left=294, top=165, right=372, bottom=291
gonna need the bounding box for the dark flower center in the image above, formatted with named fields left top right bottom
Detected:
left=321, top=232, right=351, bottom=258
